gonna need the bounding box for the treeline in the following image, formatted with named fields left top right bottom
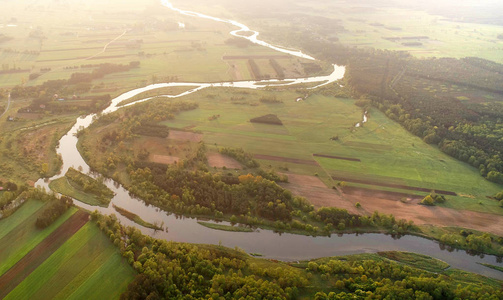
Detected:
left=92, top=212, right=503, bottom=299
left=66, top=168, right=114, bottom=205
left=316, top=207, right=417, bottom=234
left=269, top=59, right=285, bottom=79
left=131, top=123, right=169, bottom=138
left=11, top=62, right=141, bottom=115
left=224, top=37, right=252, bottom=48
left=93, top=213, right=306, bottom=299
left=129, top=167, right=295, bottom=222
left=439, top=230, right=503, bottom=255
left=248, top=59, right=263, bottom=80
left=35, top=195, right=73, bottom=229
left=0, top=181, right=25, bottom=211
left=272, top=30, right=503, bottom=183
left=80, top=100, right=198, bottom=170
left=219, top=147, right=259, bottom=168
left=66, top=62, right=139, bottom=85
left=250, top=114, right=283, bottom=125
left=309, top=257, right=502, bottom=300
left=343, top=49, right=503, bottom=183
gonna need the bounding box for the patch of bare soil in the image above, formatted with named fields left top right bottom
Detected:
left=208, top=153, right=242, bottom=169
left=342, top=188, right=503, bottom=236
left=0, top=210, right=89, bottom=298
left=169, top=130, right=203, bottom=142
left=279, top=173, right=359, bottom=214
left=151, top=154, right=180, bottom=165
left=282, top=175, right=503, bottom=236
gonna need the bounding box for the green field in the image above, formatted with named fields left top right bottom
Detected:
left=179, top=0, right=503, bottom=64
left=49, top=168, right=114, bottom=207
left=0, top=0, right=320, bottom=91
left=5, top=222, right=135, bottom=300
left=378, top=251, right=450, bottom=273
left=154, top=87, right=503, bottom=214
left=0, top=201, right=78, bottom=276
left=0, top=199, right=134, bottom=299
left=49, top=178, right=105, bottom=207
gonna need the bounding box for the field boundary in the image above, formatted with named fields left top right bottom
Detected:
left=332, top=175, right=457, bottom=196
left=254, top=154, right=319, bottom=166
left=313, top=153, right=361, bottom=162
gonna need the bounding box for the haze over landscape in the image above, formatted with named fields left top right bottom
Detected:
left=0, top=0, right=502, bottom=299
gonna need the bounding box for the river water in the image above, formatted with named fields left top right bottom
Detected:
left=34, top=0, right=503, bottom=280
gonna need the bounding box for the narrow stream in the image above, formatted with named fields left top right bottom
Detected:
left=34, top=0, right=503, bottom=280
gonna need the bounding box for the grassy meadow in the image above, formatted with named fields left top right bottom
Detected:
left=49, top=178, right=106, bottom=207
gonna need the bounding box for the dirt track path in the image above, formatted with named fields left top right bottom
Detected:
left=0, top=93, right=11, bottom=119
left=0, top=210, right=89, bottom=298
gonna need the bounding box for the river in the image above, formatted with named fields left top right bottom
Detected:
left=34, top=0, right=503, bottom=280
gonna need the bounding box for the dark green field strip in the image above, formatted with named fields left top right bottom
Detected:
left=313, top=153, right=361, bottom=162
left=0, top=210, right=89, bottom=299
left=343, top=186, right=422, bottom=200
left=332, top=175, right=457, bottom=196
left=254, top=154, right=319, bottom=166
left=342, top=141, right=393, bottom=151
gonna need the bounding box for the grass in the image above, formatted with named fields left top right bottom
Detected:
left=0, top=200, right=45, bottom=241
left=478, top=263, right=503, bottom=273
left=0, top=201, right=78, bottom=276
left=49, top=168, right=114, bottom=207
left=0, top=102, right=76, bottom=182
left=197, top=221, right=254, bottom=232
left=154, top=88, right=503, bottom=212
left=5, top=222, right=135, bottom=300
left=50, top=177, right=108, bottom=207
left=113, top=204, right=163, bottom=231
left=0, top=0, right=319, bottom=92
left=377, top=251, right=450, bottom=273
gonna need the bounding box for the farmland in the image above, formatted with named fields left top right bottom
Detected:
left=157, top=87, right=502, bottom=211
left=1, top=0, right=503, bottom=298
left=0, top=199, right=134, bottom=299
left=0, top=0, right=322, bottom=91
left=174, top=0, right=503, bottom=63
left=77, top=83, right=503, bottom=239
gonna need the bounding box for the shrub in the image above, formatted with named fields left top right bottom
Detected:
left=420, top=195, right=435, bottom=206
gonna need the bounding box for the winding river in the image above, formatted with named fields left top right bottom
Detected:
left=34, top=0, right=503, bottom=280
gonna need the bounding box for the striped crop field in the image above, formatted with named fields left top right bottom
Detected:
left=0, top=200, right=135, bottom=299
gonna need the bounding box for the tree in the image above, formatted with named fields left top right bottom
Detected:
left=420, top=195, right=435, bottom=206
